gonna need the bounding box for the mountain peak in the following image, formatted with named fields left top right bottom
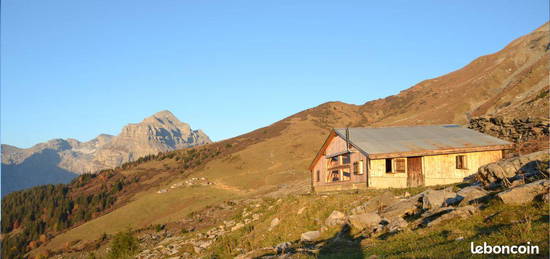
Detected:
left=141, top=110, right=184, bottom=126
left=152, top=110, right=176, bottom=119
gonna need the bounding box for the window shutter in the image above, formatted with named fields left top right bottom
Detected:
left=395, top=159, right=406, bottom=173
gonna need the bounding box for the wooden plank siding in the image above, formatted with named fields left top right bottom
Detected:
left=367, top=150, right=502, bottom=188
left=421, top=150, right=502, bottom=186
left=311, top=135, right=368, bottom=192
left=311, top=130, right=506, bottom=192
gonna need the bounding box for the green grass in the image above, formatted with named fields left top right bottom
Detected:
left=203, top=188, right=549, bottom=259
left=359, top=201, right=549, bottom=258
left=36, top=185, right=237, bottom=255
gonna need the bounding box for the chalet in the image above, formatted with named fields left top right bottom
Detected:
left=309, top=125, right=513, bottom=192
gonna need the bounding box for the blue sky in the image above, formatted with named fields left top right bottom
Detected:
left=1, top=1, right=548, bottom=148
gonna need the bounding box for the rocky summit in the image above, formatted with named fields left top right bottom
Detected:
left=1, top=110, right=211, bottom=196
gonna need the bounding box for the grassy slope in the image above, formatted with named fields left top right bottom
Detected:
left=39, top=185, right=237, bottom=253
left=202, top=187, right=548, bottom=259
left=30, top=23, right=549, bottom=256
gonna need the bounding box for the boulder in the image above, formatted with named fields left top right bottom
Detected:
left=364, top=191, right=400, bottom=213
left=425, top=205, right=478, bottom=227
left=300, top=231, right=321, bottom=242
left=447, top=186, right=488, bottom=206
left=347, top=212, right=381, bottom=231
left=325, top=210, right=347, bottom=227
left=497, top=179, right=550, bottom=205
left=477, top=151, right=548, bottom=186
left=380, top=198, right=420, bottom=219
left=385, top=216, right=408, bottom=232
left=422, top=189, right=457, bottom=210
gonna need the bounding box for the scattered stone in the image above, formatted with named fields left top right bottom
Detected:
left=497, top=179, right=550, bottom=205
left=231, top=223, right=245, bottom=231
left=170, top=182, right=183, bottom=189
left=449, top=186, right=489, bottom=206
left=300, top=231, right=321, bottom=242
left=353, top=191, right=400, bottom=215
left=269, top=218, right=281, bottom=228
left=275, top=241, right=292, bottom=254
left=325, top=210, right=347, bottom=227
left=385, top=216, right=408, bottom=232
left=224, top=220, right=236, bottom=227
left=348, top=212, right=381, bottom=231
left=157, top=189, right=168, bottom=194
left=422, top=189, right=456, bottom=210
left=380, top=198, right=420, bottom=219
left=297, top=207, right=306, bottom=215
left=252, top=214, right=260, bottom=221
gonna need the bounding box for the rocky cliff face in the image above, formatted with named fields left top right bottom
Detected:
left=1, top=111, right=211, bottom=195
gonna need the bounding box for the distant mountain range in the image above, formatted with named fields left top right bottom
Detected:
left=1, top=110, right=211, bottom=196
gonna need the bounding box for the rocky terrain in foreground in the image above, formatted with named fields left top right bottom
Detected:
left=46, top=150, right=548, bottom=259
left=1, top=110, right=211, bottom=196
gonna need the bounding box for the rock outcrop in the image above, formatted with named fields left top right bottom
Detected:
left=468, top=116, right=549, bottom=143
left=1, top=110, right=211, bottom=196
left=497, top=179, right=550, bottom=205
left=300, top=231, right=321, bottom=242
left=477, top=150, right=548, bottom=187
left=325, top=211, right=347, bottom=227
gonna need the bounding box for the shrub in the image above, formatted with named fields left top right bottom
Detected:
left=108, top=228, right=139, bottom=259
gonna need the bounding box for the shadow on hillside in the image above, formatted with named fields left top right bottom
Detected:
left=1, top=149, right=77, bottom=196
left=317, top=224, right=364, bottom=259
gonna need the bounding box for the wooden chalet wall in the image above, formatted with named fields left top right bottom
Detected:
left=367, top=150, right=503, bottom=188
left=311, top=135, right=367, bottom=192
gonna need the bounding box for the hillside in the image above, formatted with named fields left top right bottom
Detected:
left=1, top=23, right=548, bottom=259
left=1, top=111, right=211, bottom=196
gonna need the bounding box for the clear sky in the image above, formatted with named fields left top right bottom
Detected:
left=1, top=1, right=548, bottom=148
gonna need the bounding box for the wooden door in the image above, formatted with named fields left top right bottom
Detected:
left=407, top=157, right=424, bottom=187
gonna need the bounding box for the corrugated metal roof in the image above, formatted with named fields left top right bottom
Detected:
left=334, top=125, right=512, bottom=155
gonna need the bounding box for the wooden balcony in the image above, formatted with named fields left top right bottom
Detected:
left=327, top=164, right=351, bottom=170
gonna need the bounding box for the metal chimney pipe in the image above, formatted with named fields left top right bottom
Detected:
left=345, top=128, right=350, bottom=152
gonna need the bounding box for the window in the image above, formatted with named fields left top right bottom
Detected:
left=456, top=155, right=468, bottom=169
left=353, top=160, right=364, bottom=175
left=328, top=156, right=338, bottom=167
left=385, top=158, right=393, bottom=173
left=328, top=170, right=340, bottom=182
left=342, top=169, right=351, bottom=181
left=342, top=153, right=351, bottom=164
left=395, top=158, right=406, bottom=173
left=316, top=170, right=320, bottom=182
